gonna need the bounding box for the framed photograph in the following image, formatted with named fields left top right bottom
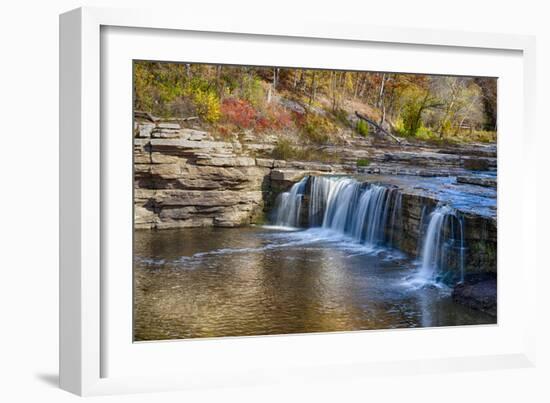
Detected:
left=60, top=7, right=537, bottom=396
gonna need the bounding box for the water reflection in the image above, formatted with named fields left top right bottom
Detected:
left=134, top=227, right=494, bottom=341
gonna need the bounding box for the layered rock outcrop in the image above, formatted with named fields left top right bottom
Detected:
left=134, top=120, right=337, bottom=229
left=134, top=124, right=267, bottom=229
left=323, top=140, right=496, bottom=177
left=134, top=120, right=496, bottom=276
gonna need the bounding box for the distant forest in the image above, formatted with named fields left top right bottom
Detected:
left=134, top=61, right=497, bottom=144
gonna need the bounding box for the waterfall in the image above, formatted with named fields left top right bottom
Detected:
left=307, top=176, right=402, bottom=247
left=272, top=175, right=468, bottom=286
left=418, top=204, right=465, bottom=284
left=308, top=175, right=331, bottom=227
left=322, top=178, right=362, bottom=233
left=388, top=192, right=402, bottom=247
left=273, top=177, right=308, bottom=227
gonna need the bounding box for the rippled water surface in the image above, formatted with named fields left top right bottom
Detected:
left=134, top=226, right=494, bottom=341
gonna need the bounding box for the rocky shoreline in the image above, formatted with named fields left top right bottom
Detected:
left=134, top=119, right=496, bottom=227
left=134, top=119, right=347, bottom=229
left=134, top=118, right=497, bottom=316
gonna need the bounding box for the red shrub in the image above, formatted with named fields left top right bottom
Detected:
left=221, top=98, right=257, bottom=129
left=256, top=105, right=296, bottom=132
left=255, top=116, right=271, bottom=131
left=271, top=107, right=294, bottom=130
left=292, top=111, right=306, bottom=127
left=220, top=98, right=297, bottom=133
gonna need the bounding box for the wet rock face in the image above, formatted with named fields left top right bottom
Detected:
left=368, top=191, right=497, bottom=275
left=398, top=193, right=438, bottom=256
left=461, top=212, right=497, bottom=273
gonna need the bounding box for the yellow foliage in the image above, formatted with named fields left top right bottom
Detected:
left=192, top=89, right=220, bottom=123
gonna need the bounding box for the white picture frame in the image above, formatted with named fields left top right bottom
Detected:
left=60, top=6, right=537, bottom=396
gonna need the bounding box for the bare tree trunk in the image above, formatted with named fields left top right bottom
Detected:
left=438, top=80, right=460, bottom=138
left=215, top=65, right=223, bottom=98
left=412, top=92, right=431, bottom=136
left=438, top=99, right=455, bottom=138
left=358, top=74, right=368, bottom=98
left=341, top=72, right=348, bottom=102
left=267, top=85, right=272, bottom=104
left=353, top=73, right=361, bottom=99
left=377, top=73, right=388, bottom=125
left=355, top=111, right=402, bottom=144
left=309, top=71, right=317, bottom=106
left=377, top=73, right=386, bottom=108
left=330, top=71, right=336, bottom=111
left=455, top=99, right=475, bottom=136
left=298, top=70, right=305, bottom=92
left=273, top=67, right=279, bottom=90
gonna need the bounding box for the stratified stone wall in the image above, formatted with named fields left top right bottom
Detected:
left=135, top=122, right=267, bottom=229
left=134, top=119, right=496, bottom=274
left=134, top=120, right=336, bottom=229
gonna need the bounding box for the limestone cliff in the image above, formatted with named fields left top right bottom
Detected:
left=133, top=119, right=336, bottom=229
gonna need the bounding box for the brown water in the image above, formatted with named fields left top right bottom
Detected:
left=134, top=226, right=495, bottom=341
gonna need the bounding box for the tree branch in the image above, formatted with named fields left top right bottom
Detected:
left=355, top=111, right=402, bottom=144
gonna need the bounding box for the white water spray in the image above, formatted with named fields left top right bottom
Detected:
left=307, top=177, right=402, bottom=247
left=418, top=204, right=465, bottom=284
left=273, top=177, right=308, bottom=227
left=273, top=176, right=468, bottom=285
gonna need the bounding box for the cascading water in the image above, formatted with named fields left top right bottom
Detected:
left=307, top=176, right=402, bottom=247
left=273, top=177, right=308, bottom=227
left=418, top=204, right=465, bottom=284
left=388, top=192, right=402, bottom=247
left=272, top=176, right=466, bottom=285
left=308, top=176, right=331, bottom=227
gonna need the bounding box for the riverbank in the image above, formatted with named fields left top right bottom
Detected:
left=133, top=116, right=497, bottom=317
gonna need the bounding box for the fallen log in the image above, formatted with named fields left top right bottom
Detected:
left=134, top=110, right=159, bottom=122
left=134, top=111, right=199, bottom=123
left=163, top=116, right=199, bottom=122
left=355, top=111, right=402, bottom=144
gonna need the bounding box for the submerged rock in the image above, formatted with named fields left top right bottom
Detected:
left=452, top=274, right=497, bottom=316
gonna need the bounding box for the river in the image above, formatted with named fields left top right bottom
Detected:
left=134, top=224, right=495, bottom=341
